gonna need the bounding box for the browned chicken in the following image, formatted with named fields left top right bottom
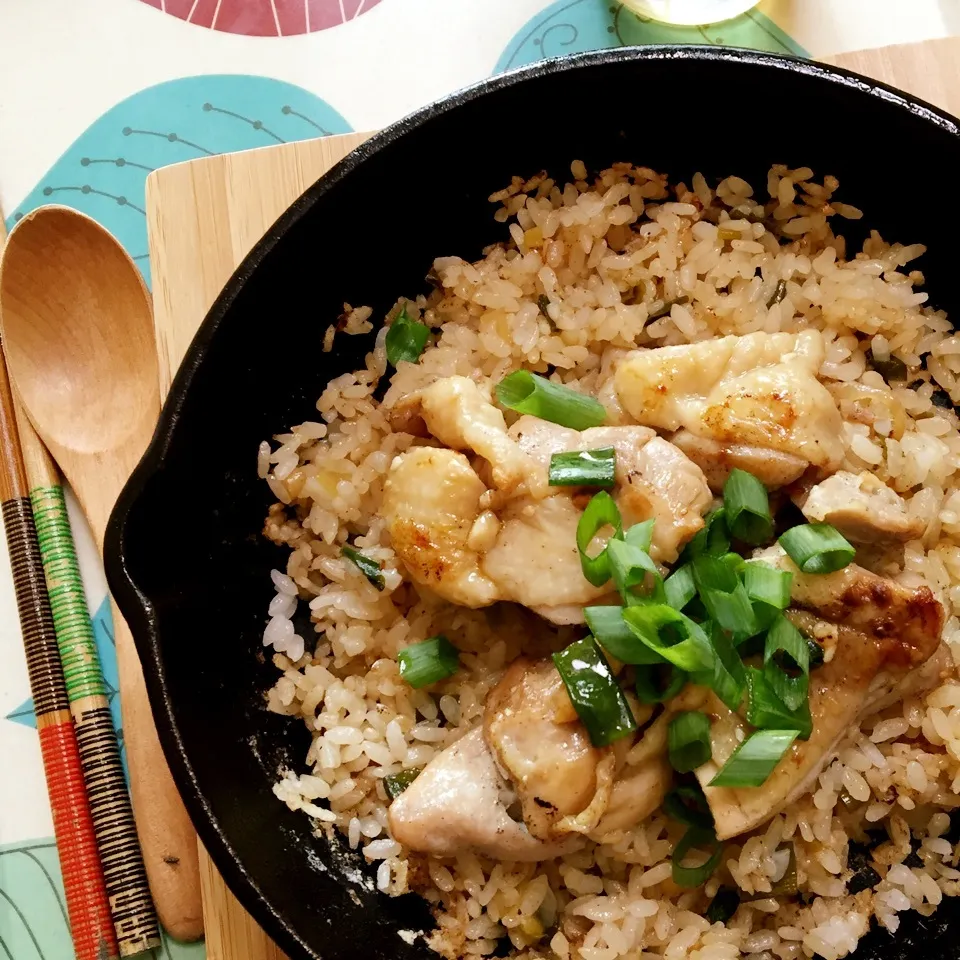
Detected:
left=797, top=470, right=925, bottom=543
left=387, top=727, right=582, bottom=861
left=697, top=552, right=945, bottom=840
left=483, top=658, right=616, bottom=840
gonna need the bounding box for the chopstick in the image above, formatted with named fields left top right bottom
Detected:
left=0, top=257, right=118, bottom=960
left=14, top=401, right=162, bottom=955
left=0, top=210, right=161, bottom=954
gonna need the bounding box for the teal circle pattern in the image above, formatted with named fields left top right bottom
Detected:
left=6, top=74, right=352, bottom=287
left=495, top=0, right=806, bottom=73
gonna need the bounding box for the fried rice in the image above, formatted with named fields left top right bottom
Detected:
left=259, top=160, right=960, bottom=960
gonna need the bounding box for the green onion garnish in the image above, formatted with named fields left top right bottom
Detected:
left=495, top=370, right=607, bottom=430
left=778, top=523, right=855, bottom=574
left=663, top=783, right=713, bottom=829
left=342, top=545, right=385, bottom=591
left=680, top=508, right=730, bottom=562
left=385, top=307, right=430, bottom=367
left=763, top=615, right=810, bottom=712
left=723, top=469, right=774, bottom=545
left=548, top=447, right=616, bottom=488
left=664, top=563, right=696, bottom=611
left=397, top=636, right=460, bottom=688
left=745, top=667, right=812, bottom=739
left=671, top=826, right=724, bottom=888
left=622, top=604, right=715, bottom=673
left=708, top=729, right=799, bottom=788
left=576, top=491, right=623, bottom=587
left=553, top=636, right=636, bottom=746
left=744, top=561, right=793, bottom=629
left=692, top=624, right=746, bottom=712
left=383, top=768, right=422, bottom=801
left=668, top=711, right=713, bottom=774
left=636, top=662, right=687, bottom=703
left=692, top=555, right=757, bottom=642
left=706, top=887, right=741, bottom=923
left=625, top=519, right=655, bottom=552
left=608, top=538, right=664, bottom=605
left=586, top=606, right=665, bottom=665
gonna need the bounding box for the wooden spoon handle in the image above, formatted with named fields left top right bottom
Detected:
left=111, top=600, right=204, bottom=941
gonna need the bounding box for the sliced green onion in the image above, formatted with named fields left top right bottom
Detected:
left=692, top=556, right=758, bottom=642
left=663, top=784, right=713, bottom=829
left=495, top=370, right=606, bottom=430
left=745, top=667, right=812, bottom=739
left=721, top=552, right=746, bottom=578
left=636, top=662, right=687, bottom=703
left=576, top=493, right=624, bottom=586
left=548, top=447, right=616, bottom=488
left=553, top=636, right=637, bottom=746
left=680, top=508, right=730, bottom=562
left=397, top=636, right=460, bottom=688
left=708, top=729, right=799, bottom=788
left=385, top=307, right=430, bottom=366
left=706, top=887, right=741, bottom=923
left=672, top=826, right=724, bottom=888
left=723, top=469, right=774, bottom=544
left=341, top=545, right=385, bottom=591
left=383, top=768, right=422, bottom=801
left=625, top=519, right=655, bottom=552
left=744, top=561, right=793, bottom=629
left=664, top=563, right=696, bottom=611
left=608, top=538, right=664, bottom=605
left=778, top=523, right=855, bottom=574
left=586, top=606, right=665, bottom=665
left=576, top=491, right=623, bottom=587
left=692, top=624, right=746, bottom=712
left=668, top=711, right=713, bottom=774
left=622, top=605, right=716, bottom=673
left=692, top=554, right=739, bottom=592
left=763, top=615, right=810, bottom=712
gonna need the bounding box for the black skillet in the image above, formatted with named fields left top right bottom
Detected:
left=105, top=45, right=960, bottom=960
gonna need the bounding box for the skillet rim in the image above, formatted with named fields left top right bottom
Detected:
left=104, top=43, right=960, bottom=960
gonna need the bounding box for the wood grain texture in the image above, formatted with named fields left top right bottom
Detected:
left=146, top=130, right=371, bottom=960
left=824, top=37, right=960, bottom=117
left=0, top=207, right=202, bottom=941
left=144, top=37, right=960, bottom=960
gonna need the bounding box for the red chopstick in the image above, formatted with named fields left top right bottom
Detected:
left=0, top=339, right=119, bottom=960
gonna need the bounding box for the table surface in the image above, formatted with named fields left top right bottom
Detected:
left=3, top=1, right=960, bottom=957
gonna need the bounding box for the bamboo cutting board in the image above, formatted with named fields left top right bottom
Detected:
left=144, top=35, right=960, bottom=960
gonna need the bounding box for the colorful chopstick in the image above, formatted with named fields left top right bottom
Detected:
left=0, top=340, right=120, bottom=960
left=15, top=402, right=162, bottom=955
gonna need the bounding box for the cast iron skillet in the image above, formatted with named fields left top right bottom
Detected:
left=106, top=46, right=960, bottom=960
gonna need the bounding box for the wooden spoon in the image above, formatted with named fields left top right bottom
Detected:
left=0, top=206, right=203, bottom=941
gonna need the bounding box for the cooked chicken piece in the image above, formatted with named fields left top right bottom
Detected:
left=752, top=545, right=944, bottom=659
left=482, top=494, right=609, bottom=611
left=615, top=330, right=844, bottom=471
left=671, top=430, right=808, bottom=492
left=509, top=417, right=712, bottom=562
left=697, top=608, right=944, bottom=840
left=484, top=658, right=616, bottom=840
left=382, top=447, right=499, bottom=607
left=388, top=727, right=581, bottom=861
left=625, top=438, right=713, bottom=562
left=798, top=471, right=925, bottom=543
left=418, top=376, right=540, bottom=495
left=589, top=686, right=709, bottom=838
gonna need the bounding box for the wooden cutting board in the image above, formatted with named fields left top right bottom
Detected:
left=144, top=35, right=960, bottom=960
